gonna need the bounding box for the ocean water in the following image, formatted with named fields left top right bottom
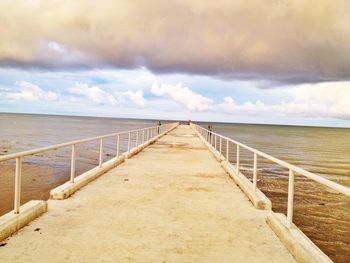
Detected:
left=0, top=113, right=159, bottom=215
left=0, top=113, right=349, bottom=262
left=197, top=121, right=350, bottom=263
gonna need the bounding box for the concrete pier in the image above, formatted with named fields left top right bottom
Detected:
left=0, top=125, right=296, bottom=262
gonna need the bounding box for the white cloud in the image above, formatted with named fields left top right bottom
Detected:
left=220, top=81, right=350, bottom=119
left=0, top=81, right=59, bottom=101
left=282, top=82, right=350, bottom=119
left=220, top=97, right=267, bottom=114
left=124, top=90, right=146, bottom=108
left=151, top=82, right=212, bottom=112
left=69, top=82, right=118, bottom=105
left=1, top=74, right=350, bottom=126
left=69, top=82, right=146, bottom=108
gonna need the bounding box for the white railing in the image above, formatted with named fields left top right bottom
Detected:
left=0, top=122, right=178, bottom=214
left=191, top=123, right=350, bottom=228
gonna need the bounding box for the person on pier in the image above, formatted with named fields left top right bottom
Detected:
left=207, top=125, right=213, bottom=141
left=157, top=121, right=161, bottom=134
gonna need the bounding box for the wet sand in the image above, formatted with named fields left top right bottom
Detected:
left=0, top=113, right=155, bottom=215
left=237, top=165, right=350, bottom=263
left=260, top=178, right=350, bottom=263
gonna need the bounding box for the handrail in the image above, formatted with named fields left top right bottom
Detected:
left=190, top=123, right=350, bottom=228
left=1, top=122, right=179, bottom=215
left=0, top=125, right=161, bottom=162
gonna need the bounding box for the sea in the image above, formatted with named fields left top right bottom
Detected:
left=0, top=113, right=349, bottom=262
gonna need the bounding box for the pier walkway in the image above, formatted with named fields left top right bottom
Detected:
left=0, top=125, right=295, bottom=262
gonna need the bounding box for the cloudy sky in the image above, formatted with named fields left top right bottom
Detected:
left=0, top=0, right=350, bottom=127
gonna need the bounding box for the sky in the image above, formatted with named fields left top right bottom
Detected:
left=0, top=0, right=350, bottom=127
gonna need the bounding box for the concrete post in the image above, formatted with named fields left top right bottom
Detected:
left=287, top=169, right=295, bottom=228
left=70, top=144, right=76, bottom=183
left=14, top=157, right=22, bottom=214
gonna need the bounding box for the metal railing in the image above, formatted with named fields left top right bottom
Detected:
left=191, top=123, right=350, bottom=228
left=0, top=122, right=178, bottom=215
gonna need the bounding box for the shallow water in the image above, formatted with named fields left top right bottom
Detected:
left=0, top=113, right=159, bottom=216
left=198, top=121, right=350, bottom=263
left=0, top=114, right=349, bottom=262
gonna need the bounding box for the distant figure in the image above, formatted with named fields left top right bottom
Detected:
left=157, top=121, right=161, bottom=134
left=188, top=120, right=191, bottom=125
left=207, top=125, right=213, bottom=141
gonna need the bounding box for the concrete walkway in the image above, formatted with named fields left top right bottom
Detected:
left=0, top=125, right=295, bottom=262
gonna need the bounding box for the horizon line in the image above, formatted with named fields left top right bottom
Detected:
left=1, top=111, right=349, bottom=130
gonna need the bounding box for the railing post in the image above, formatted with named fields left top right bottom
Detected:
left=226, top=140, right=229, bottom=160
left=128, top=132, right=131, bottom=151
left=14, top=156, right=22, bottom=214
left=70, top=144, right=76, bottom=183
left=99, top=138, right=103, bottom=167
left=219, top=137, right=222, bottom=155
left=236, top=145, right=240, bottom=174
left=116, top=134, right=120, bottom=157
left=142, top=129, right=145, bottom=144
left=211, top=132, right=213, bottom=146
left=253, top=153, right=257, bottom=192
left=136, top=131, right=139, bottom=147
left=287, top=169, right=295, bottom=228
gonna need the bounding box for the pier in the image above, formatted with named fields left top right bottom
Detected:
left=1, top=124, right=349, bottom=262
